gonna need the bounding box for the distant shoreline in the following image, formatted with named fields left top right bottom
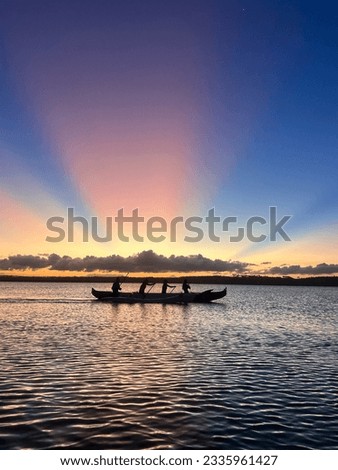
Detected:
left=0, top=275, right=337, bottom=287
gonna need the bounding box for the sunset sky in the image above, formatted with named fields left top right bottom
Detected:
left=1, top=0, right=338, bottom=276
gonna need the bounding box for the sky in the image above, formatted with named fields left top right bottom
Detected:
left=1, top=0, right=338, bottom=276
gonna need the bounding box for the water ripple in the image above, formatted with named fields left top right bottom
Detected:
left=0, top=283, right=338, bottom=449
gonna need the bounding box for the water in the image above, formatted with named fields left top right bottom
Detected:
left=0, top=282, right=337, bottom=449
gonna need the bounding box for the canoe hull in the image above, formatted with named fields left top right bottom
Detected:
left=92, top=294, right=185, bottom=304
left=91, top=287, right=227, bottom=303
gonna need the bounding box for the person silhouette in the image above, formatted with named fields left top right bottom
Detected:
left=111, top=277, right=122, bottom=296
left=139, top=279, right=155, bottom=295
left=182, top=279, right=191, bottom=294
left=161, top=279, right=176, bottom=294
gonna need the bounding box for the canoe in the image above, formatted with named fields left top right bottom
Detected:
left=91, top=293, right=186, bottom=304
left=91, top=287, right=227, bottom=303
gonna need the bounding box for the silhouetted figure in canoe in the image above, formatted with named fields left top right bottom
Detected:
left=182, top=279, right=191, bottom=294
left=161, top=279, right=176, bottom=294
left=111, top=277, right=122, bottom=296
left=139, top=279, right=155, bottom=296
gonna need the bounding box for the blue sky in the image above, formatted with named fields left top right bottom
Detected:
left=0, top=0, right=338, bottom=275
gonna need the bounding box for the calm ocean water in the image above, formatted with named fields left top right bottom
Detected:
left=0, top=282, right=337, bottom=450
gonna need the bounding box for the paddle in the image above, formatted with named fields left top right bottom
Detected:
left=120, top=272, right=130, bottom=293
left=146, top=283, right=156, bottom=295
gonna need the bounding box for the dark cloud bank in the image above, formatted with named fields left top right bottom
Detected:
left=1, top=251, right=338, bottom=276
left=0, top=251, right=251, bottom=273
left=267, top=263, right=338, bottom=276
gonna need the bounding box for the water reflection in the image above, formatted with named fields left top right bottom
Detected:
left=0, top=283, right=337, bottom=449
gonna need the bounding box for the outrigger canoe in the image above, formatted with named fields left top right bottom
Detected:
left=91, top=287, right=227, bottom=304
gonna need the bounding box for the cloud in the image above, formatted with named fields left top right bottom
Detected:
left=266, top=263, right=338, bottom=275
left=0, top=254, right=51, bottom=270
left=0, top=251, right=252, bottom=273
left=2, top=252, right=337, bottom=276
